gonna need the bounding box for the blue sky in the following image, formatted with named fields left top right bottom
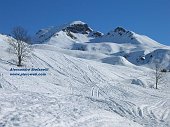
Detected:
left=0, top=0, right=170, bottom=45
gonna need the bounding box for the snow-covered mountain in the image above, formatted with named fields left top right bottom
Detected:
left=34, top=21, right=102, bottom=49
left=0, top=21, right=170, bottom=127
left=34, top=21, right=163, bottom=48
left=33, top=21, right=170, bottom=69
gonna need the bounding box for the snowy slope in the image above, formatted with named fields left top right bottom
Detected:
left=140, top=49, right=170, bottom=69
left=33, top=21, right=170, bottom=69
left=0, top=34, right=170, bottom=127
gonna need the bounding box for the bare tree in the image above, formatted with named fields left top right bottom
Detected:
left=8, top=26, right=31, bottom=66
left=152, top=60, right=167, bottom=89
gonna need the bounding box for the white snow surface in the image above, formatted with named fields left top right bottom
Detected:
left=0, top=22, right=170, bottom=127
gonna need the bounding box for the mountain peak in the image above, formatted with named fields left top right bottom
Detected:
left=69, top=21, right=86, bottom=25
left=106, top=26, right=134, bottom=40
left=34, top=21, right=97, bottom=43
left=113, top=27, right=133, bottom=35
left=63, top=21, right=93, bottom=34
left=114, top=27, right=126, bottom=33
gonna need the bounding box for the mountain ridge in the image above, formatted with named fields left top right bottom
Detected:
left=33, top=21, right=164, bottom=47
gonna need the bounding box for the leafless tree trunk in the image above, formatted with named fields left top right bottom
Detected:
left=152, top=61, right=166, bottom=89
left=8, top=26, right=31, bottom=66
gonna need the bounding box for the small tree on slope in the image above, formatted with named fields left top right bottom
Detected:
left=152, top=60, right=167, bottom=89
left=8, top=26, right=31, bottom=66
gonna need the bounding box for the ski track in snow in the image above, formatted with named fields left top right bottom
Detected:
left=0, top=39, right=170, bottom=126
